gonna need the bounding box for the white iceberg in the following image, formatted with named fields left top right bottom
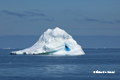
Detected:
left=11, top=27, right=85, bottom=55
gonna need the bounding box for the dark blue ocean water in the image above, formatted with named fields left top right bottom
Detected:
left=0, top=48, right=120, bottom=80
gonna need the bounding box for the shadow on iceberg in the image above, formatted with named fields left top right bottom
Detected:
left=10, top=27, right=85, bottom=56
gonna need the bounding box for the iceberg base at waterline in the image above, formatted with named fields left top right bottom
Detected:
left=10, top=27, right=85, bottom=56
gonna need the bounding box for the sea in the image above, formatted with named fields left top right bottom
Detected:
left=0, top=48, right=120, bottom=80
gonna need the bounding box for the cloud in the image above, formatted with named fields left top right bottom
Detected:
left=25, top=11, right=45, bottom=16
left=85, top=18, right=100, bottom=22
left=115, top=20, right=120, bottom=23
left=43, top=18, right=54, bottom=22
left=1, top=10, right=54, bottom=22
left=1, top=10, right=46, bottom=18
left=106, top=21, right=114, bottom=24
left=30, top=19, right=41, bottom=21
left=30, top=18, right=54, bottom=22
left=2, top=10, right=26, bottom=17
left=100, top=21, right=114, bottom=24
left=84, top=18, right=114, bottom=24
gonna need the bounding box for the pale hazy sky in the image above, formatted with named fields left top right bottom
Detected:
left=0, top=0, right=120, bottom=36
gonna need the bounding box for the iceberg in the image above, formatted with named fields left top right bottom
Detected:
left=10, top=27, right=85, bottom=55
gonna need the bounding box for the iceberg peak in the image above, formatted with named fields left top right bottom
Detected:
left=11, top=27, right=85, bottom=55
left=53, top=27, right=64, bottom=33
left=54, top=27, right=61, bottom=30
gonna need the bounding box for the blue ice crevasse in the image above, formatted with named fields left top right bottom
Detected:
left=64, top=43, right=71, bottom=51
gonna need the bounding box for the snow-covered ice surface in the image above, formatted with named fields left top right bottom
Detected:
left=11, top=27, right=85, bottom=55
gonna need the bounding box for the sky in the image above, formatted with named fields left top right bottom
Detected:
left=0, top=0, right=120, bottom=36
